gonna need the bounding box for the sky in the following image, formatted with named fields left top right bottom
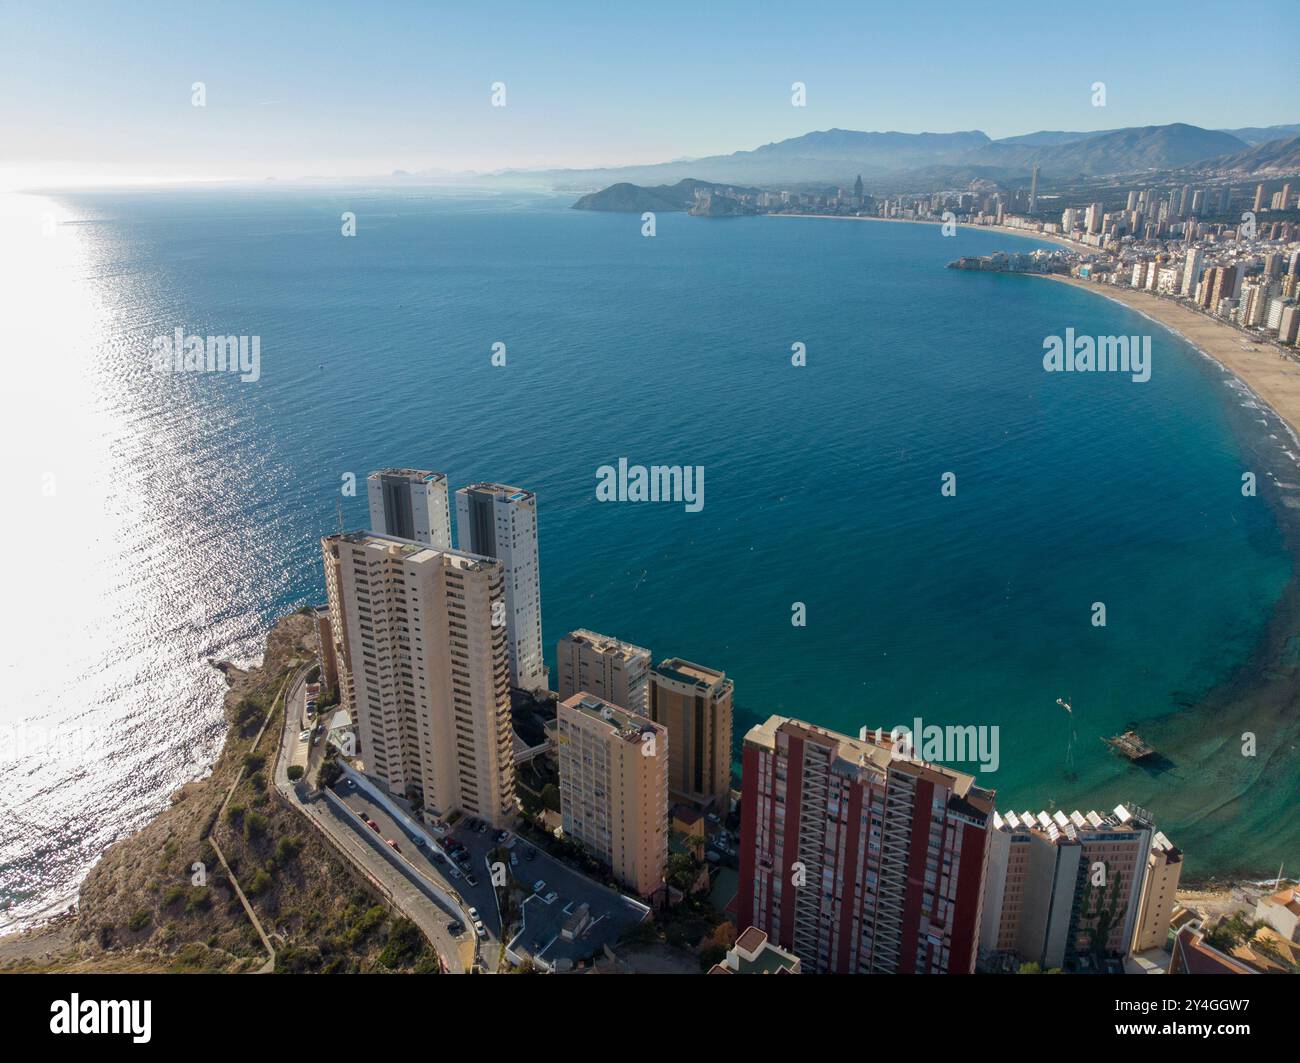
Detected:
left=2, top=0, right=1298, bottom=188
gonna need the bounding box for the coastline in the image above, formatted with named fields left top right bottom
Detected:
left=774, top=212, right=1300, bottom=439
left=1032, top=274, right=1300, bottom=442
left=778, top=210, right=1300, bottom=885
left=769, top=212, right=1092, bottom=253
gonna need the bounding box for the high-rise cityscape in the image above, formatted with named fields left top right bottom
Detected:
left=454, top=482, right=548, bottom=693
left=554, top=692, right=669, bottom=896
left=736, top=716, right=995, bottom=974
left=648, top=658, right=734, bottom=812
left=321, top=531, right=516, bottom=827
left=556, top=628, right=652, bottom=715
left=366, top=468, right=452, bottom=548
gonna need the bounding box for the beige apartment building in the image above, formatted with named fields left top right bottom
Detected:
left=321, top=531, right=516, bottom=828
left=979, top=805, right=1156, bottom=970
left=556, top=629, right=651, bottom=715
left=648, top=658, right=733, bottom=812
left=555, top=693, right=668, bottom=896
left=1131, top=832, right=1183, bottom=952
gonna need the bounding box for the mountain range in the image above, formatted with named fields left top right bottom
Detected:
left=480, top=122, right=1300, bottom=192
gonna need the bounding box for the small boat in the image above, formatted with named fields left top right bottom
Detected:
left=1103, top=730, right=1156, bottom=762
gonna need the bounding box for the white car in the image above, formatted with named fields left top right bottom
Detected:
left=473, top=921, right=486, bottom=939
left=298, top=729, right=311, bottom=742
left=532, top=879, right=546, bottom=893
left=467, top=906, right=480, bottom=921
left=543, top=891, right=558, bottom=905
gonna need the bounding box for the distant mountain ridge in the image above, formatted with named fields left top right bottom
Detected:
left=1207, top=134, right=1300, bottom=174
left=491, top=122, right=1299, bottom=192
left=964, top=123, right=1250, bottom=176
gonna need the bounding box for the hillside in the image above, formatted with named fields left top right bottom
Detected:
left=968, top=123, right=1248, bottom=176
left=1206, top=134, right=1300, bottom=174
left=573, top=178, right=759, bottom=212
left=0, top=614, right=440, bottom=975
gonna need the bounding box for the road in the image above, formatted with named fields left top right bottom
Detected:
left=272, top=670, right=475, bottom=972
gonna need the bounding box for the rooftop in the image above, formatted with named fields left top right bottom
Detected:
left=560, top=692, right=662, bottom=744
left=367, top=468, right=446, bottom=484
left=745, top=715, right=993, bottom=813
left=652, top=658, right=731, bottom=692
left=563, top=629, right=651, bottom=661
left=458, top=482, right=535, bottom=504
left=992, top=804, right=1155, bottom=844
left=326, top=531, right=497, bottom=572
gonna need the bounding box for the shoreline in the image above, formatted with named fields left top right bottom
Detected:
left=768, top=212, right=1092, bottom=253
left=773, top=212, right=1300, bottom=440
left=1034, top=274, right=1300, bottom=442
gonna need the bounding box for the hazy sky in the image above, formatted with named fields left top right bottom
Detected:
left=3, top=0, right=1298, bottom=187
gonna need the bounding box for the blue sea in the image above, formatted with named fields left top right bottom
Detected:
left=2, top=186, right=1298, bottom=932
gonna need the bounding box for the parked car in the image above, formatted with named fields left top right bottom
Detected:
left=298, top=729, right=311, bottom=741
left=543, top=891, right=557, bottom=904
left=368, top=820, right=382, bottom=833
left=476, top=822, right=488, bottom=834
left=493, top=830, right=508, bottom=843
left=386, top=839, right=401, bottom=853
left=509, top=852, right=518, bottom=867
left=532, top=879, right=546, bottom=893
left=431, top=851, right=446, bottom=865
left=474, top=922, right=486, bottom=940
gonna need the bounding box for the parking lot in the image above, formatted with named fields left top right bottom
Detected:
left=441, top=825, right=650, bottom=971
left=331, top=778, right=651, bottom=972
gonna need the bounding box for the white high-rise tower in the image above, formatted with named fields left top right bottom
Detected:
left=366, top=469, right=452, bottom=548
left=455, top=482, right=548, bottom=693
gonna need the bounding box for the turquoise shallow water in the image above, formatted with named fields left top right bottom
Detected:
left=2, top=187, right=1297, bottom=930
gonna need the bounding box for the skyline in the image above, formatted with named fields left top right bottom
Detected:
left=4, top=0, right=1299, bottom=188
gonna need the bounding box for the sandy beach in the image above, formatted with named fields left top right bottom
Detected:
left=1037, top=275, right=1300, bottom=439
left=770, top=213, right=1091, bottom=253
left=774, top=213, right=1300, bottom=439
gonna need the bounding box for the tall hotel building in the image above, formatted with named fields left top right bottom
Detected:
left=366, top=469, right=452, bottom=548
left=321, top=532, right=516, bottom=827
left=648, top=659, right=733, bottom=813
left=556, top=629, right=651, bottom=715
left=454, top=483, right=548, bottom=693
left=978, top=805, right=1155, bottom=970
left=1131, top=831, right=1183, bottom=953
left=736, top=716, right=995, bottom=974
left=555, top=693, right=668, bottom=896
